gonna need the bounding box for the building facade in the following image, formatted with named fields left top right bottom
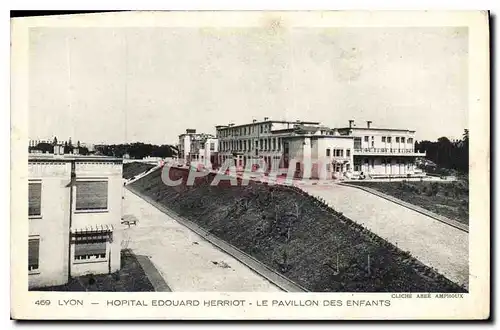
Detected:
left=215, top=119, right=322, bottom=173
left=337, top=120, right=426, bottom=178
left=28, top=152, right=123, bottom=289
left=177, top=129, right=218, bottom=169
left=213, top=118, right=425, bottom=179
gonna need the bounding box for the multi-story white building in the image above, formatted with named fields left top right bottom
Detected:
left=28, top=149, right=123, bottom=289
left=215, top=118, right=323, bottom=173
left=177, top=129, right=218, bottom=169
left=337, top=120, right=426, bottom=178
left=214, top=118, right=426, bottom=179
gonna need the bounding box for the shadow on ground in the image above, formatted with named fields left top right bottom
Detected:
left=32, top=249, right=156, bottom=292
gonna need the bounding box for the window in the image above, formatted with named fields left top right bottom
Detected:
left=401, top=137, right=405, bottom=143
left=28, top=238, right=39, bottom=271
left=75, top=181, right=108, bottom=211
left=210, top=143, right=215, bottom=151
left=364, top=136, right=369, bottom=142
left=382, top=136, right=386, bottom=142
left=260, top=125, right=263, bottom=133
left=396, top=137, right=400, bottom=143
left=74, top=242, right=107, bottom=261
left=29, top=182, right=41, bottom=217
left=326, top=149, right=331, bottom=156
left=354, top=137, right=362, bottom=149
left=408, top=138, right=414, bottom=144
left=387, top=137, right=392, bottom=143
left=346, top=149, right=351, bottom=157
left=273, top=138, right=276, bottom=150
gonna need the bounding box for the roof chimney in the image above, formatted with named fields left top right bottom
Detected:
left=264, top=117, right=269, bottom=121
left=367, top=121, right=372, bottom=128
left=348, top=120, right=354, bottom=128
left=252, top=119, right=257, bottom=123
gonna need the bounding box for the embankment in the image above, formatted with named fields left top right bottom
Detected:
left=123, top=162, right=155, bottom=180
left=129, top=166, right=466, bottom=293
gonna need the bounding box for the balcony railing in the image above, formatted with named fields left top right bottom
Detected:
left=354, top=148, right=426, bottom=156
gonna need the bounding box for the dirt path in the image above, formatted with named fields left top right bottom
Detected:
left=300, top=184, right=469, bottom=288
left=118, top=189, right=282, bottom=292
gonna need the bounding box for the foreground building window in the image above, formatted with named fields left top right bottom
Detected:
left=28, top=238, right=40, bottom=272
left=74, top=242, right=107, bottom=261
left=75, top=181, right=108, bottom=211
left=28, top=182, right=41, bottom=217
left=72, top=229, right=111, bottom=262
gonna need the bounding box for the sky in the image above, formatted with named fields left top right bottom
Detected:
left=28, top=26, right=468, bottom=145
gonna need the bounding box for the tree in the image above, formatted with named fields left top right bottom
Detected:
left=31, top=142, right=53, bottom=154
left=415, top=130, right=469, bottom=173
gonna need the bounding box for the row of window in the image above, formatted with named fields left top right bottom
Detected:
left=218, top=155, right=281, bottom=167
left=326, top=164, right=351, bottom=172
left=218, top=124, right=272, bottom=138
left=219, top=137, right=282, bottom=153
left=326, top=148, right=351, bottom=157
left=364, top=136, right=414, bottom=144
left=28, top=238, right=108, bottom=272
left=28, top=180, right=109, bottom=217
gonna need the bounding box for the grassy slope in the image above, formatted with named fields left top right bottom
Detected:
left=130, top=167, right=466, bottom=292
left=349, top=181, right=469, bottom=225
left=122, top=162, right=155, bottom=180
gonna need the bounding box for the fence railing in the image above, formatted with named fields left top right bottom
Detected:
left=354, top=148, right=426, bottom=155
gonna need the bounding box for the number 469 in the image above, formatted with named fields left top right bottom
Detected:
left=34, top=300, right=51, bottom=306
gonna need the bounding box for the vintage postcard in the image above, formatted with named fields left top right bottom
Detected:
left=10, top=11, right=490, bottom=320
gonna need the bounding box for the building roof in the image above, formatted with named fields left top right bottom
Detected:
left=285, top=135, right=354, bottom=140
left=216, top=120, right=321, bottom=130
left=336, top=127, right=416, bottom=133
left=28, top=153, right=123, bottom=163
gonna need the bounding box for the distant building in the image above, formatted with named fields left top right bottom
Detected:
left=337, top=120, right=425, bottom=178
left=177, top=129, right=218, bottom=169
left=215, top=118, right=337, bottom=176
left=214, top=118, right=426, bottom=179
left=29, top=138, right=52, bottom=148
left=28, top=150, right=123, bottom=289
left=29, top=138, right=95, bottom=153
